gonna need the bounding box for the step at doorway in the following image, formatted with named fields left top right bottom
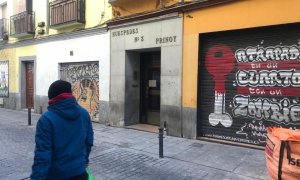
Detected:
left=126, top=124, right=159, bottom=133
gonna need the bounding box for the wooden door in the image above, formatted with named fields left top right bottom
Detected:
left=25, top=62, right=34, bottom=108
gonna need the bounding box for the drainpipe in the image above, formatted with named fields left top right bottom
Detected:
left=160, top=0, right=163, bottom=8
left=46, top=0, right=50, bottom=34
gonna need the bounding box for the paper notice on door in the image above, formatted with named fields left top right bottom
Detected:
left=149, top=80, right=156, bottom=87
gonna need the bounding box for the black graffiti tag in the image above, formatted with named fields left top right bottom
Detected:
left=63, top=63, right=99, bottom=82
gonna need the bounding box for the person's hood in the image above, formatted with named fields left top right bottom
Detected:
left=47, top=98, right=81, bottom=120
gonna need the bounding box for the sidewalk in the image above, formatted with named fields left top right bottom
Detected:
left=0, top=108, right=268, bottom=180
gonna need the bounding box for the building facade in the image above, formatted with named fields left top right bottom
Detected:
left=108, top=0, right=300, bottom=146
left=182, top=0, right=300, bottom=146
left=0, top=0, right=112, bottom=122
left=1, top=0, right=300, bottom=147
left=108, top=0, right=184, bottom=136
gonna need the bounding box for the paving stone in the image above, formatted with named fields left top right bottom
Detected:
left=0, top=108, right=267, bottom=180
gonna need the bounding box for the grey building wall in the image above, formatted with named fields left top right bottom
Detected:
left=160, top=45, right=182, bottom=137
left=35, top=95, right=49, bottom=114
left=109, top=51, right=126, bottom=126
left=0, top=93, right=19, bottom=110
left=99, top=100, right=110, bottom=124
left=125, top=51, right=140, bottom=126
left=109, top=17, right=186, bottom=137
left=182, top=107, right=197, bottom=139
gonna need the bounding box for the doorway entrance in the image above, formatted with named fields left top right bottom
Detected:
left=20, top=58, right=35, bottom=110
left=25, top=62, right=34, bottom=108
left=140, top=51, right=161, bottom=126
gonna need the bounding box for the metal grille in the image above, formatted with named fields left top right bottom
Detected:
left=60, top=62, right=99, bottom=121
left=0, top=61, right=8, bottom=97
left=49, top=0, right=85, bottom=27
left=10, top=11, right=35, bottom=36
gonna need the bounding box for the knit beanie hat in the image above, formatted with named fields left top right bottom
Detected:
left=48, top=80, right=72, bottom=99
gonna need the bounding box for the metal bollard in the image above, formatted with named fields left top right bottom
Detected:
left=28, top=108, right=31, bottom=126
left=158, top=127, right=164, bottom=158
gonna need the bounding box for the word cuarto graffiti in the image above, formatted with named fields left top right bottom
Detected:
left=236, top=69, right=300, bottom=87
left=235, top=45, right=300, bottom=62
left=233, top=95, right=300, bottom=124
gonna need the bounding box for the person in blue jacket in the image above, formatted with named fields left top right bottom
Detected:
left=31, top=80, right=94, bottom=180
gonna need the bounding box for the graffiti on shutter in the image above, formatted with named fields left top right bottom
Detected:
left=0, top=61, right=8, bottom=97
left=60, top=62, right=99, bottom=121
left=199, top=23, right=300, bottom=146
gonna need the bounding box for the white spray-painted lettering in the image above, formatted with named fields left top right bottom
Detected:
left=204, top=133, right=260, bottom=145
left=236, top=121, right=267, bottom=143
left=248, top=87, right=282, bottom=96
left=235, top=45, right=300, bottom=63
left=236, top=69, right=300, bottom=87
left=233, top=95, right=300, bottom=124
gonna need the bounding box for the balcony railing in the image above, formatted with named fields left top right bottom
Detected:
left=0, top=19, right=8, bottom=40
left=50, top=0, right=85, bottom=28
left=10, top=11, right=35, bottom=38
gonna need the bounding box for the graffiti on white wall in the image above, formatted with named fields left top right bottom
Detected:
left=60, top=62, right=99, bottom=121
left=0, top=61, right=8, bottom=97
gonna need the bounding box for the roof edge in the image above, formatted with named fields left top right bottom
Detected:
left=107, top=0, right=237, bottom=27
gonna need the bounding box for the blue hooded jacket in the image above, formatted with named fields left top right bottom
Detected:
left=31, top=98, right=94, bottom=180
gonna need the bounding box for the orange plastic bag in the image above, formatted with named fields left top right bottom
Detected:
left=266, top=127, right=300, bottom=180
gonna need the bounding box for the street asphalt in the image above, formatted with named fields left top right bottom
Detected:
left=0, top=108, right=268, bottom=180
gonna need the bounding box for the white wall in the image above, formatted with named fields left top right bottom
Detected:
left=33, top=0, right=47, bottom=25
left=36, top=33, right=110, bottom=101
left=0, top=0, right=12, bottom=19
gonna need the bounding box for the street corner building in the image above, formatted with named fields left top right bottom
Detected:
left=0, top=0, right=112, bottom=122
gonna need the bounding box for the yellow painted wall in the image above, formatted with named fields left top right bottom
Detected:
left=14, top=46, right=36, bottom=92
left=9, top=0, right=112, bottom=42
left=48, top=0, right=112, bottom=35
left=0, top=48, right=16, bottom=93
left=183, top=0, right=300, bottom=108
left=112, top=0, right=177, bottom=17
left=0, top=46, right=36, bottom=93
left=85, top=0, right=112, bottom=27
